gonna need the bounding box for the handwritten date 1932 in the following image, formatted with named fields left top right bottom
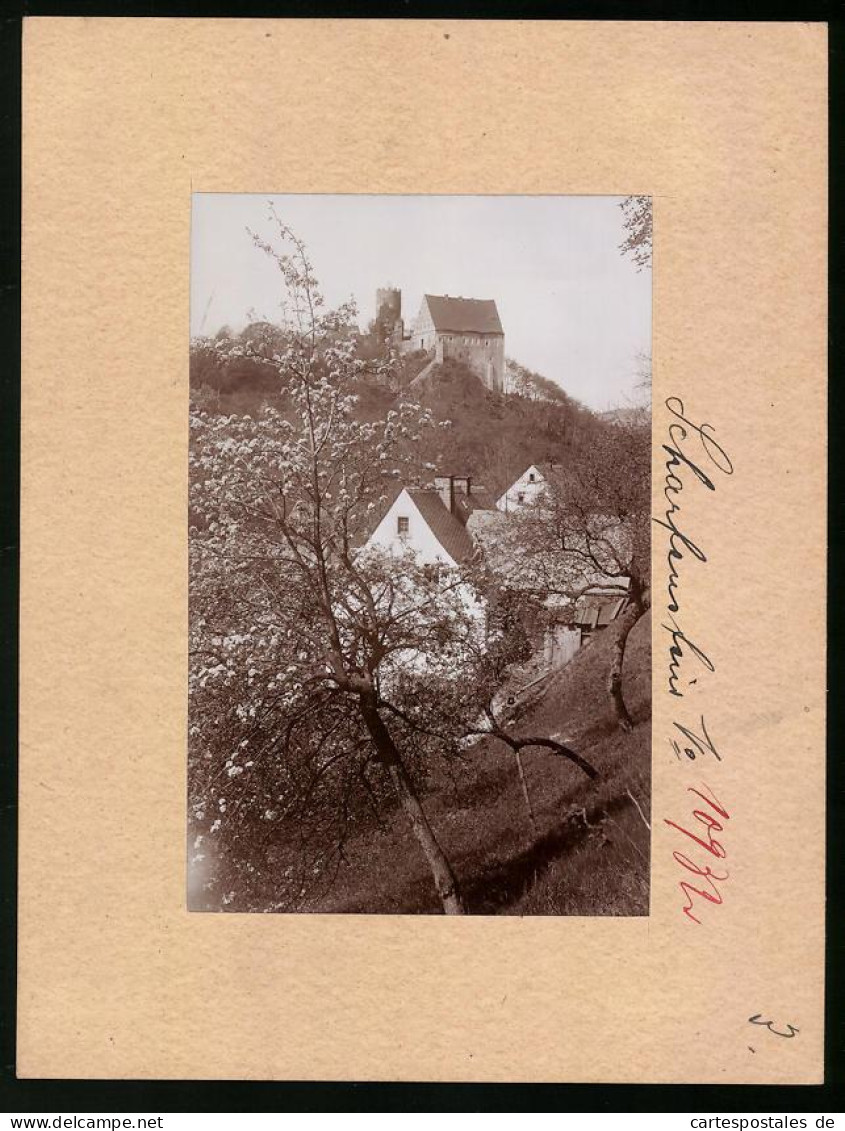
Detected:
left=665, top=782, right=730, bottom=924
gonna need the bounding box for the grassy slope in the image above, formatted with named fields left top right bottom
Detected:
left=305, top=611, right=652, bottom=916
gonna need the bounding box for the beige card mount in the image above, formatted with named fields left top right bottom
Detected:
left=19, top=19, right=826, bottom=1082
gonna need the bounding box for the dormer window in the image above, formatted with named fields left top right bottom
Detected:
left=397, top=515, right=410, bottom=538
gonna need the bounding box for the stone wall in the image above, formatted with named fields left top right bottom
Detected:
left=439, top=332, right=504, bottom=392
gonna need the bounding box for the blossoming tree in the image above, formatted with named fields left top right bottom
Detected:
left=478, top=420, right=651, bottom=733
left=189, top=212, right=604, bottom=914
left=189, top=213, right=491, bottom=913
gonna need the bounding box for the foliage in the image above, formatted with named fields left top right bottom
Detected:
left=540, top=419, right=651, bottom=599
left=189, top=339, right=606, bottom=503
left=484, top=417, right=651, bottom=730
left=236, top=610, right=652, bottom=916
left=506, top=359, right=575, bottom=405
left=619, top=195, right=652, bottom=272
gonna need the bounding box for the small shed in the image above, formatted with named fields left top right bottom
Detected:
left=573, top=592, right=628, bottom=642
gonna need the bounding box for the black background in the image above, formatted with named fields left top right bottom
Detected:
left=0, top=1, right=841, bottom=1112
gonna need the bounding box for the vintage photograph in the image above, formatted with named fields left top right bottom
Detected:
left=188, top=194, right=652, bottom=915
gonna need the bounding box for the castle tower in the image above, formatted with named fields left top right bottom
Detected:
left=374, top=286, right=403, bottom=347
left=376, top=286, right=402, bottom=326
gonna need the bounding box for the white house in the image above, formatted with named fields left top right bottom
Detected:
left=364, top=468, right=633, bottom=673
left=496, top=464, right=557, bottom=513
left=362, top=475, right=497, bottom=676
left=366, top=475, right=496, bottom=566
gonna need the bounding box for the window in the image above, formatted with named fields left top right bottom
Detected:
left=528, top=473, right=535, bottom=483
left=517, top=492, right=526, bottom=503
left=397, top=515, right=410, bottom=537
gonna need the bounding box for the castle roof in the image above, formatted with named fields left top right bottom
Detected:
left=424, top=295, right=503, bottom=335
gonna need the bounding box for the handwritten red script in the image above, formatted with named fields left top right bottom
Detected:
left=665, top=783, right=730, bottom=924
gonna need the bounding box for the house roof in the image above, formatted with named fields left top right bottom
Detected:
left=355, top=481, right=404, bottom=546
left=497, top=464, right=557, bottom=501
left=573, top=593, right=628, bottom=628
left=408, top=490, right=476, bottom=563
left=512, top=462, right=560, bottom=485
left=424, top=295, right=504, bottom=336
left=453, top=486, right=497, bottom=522
left=361, top=479, right=497, bottom=564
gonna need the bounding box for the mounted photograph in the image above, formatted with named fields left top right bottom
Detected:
left=188, top=193, right=652, bottom=916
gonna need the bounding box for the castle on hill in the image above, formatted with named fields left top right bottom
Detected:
left=374, top=286, right=505, bottom=394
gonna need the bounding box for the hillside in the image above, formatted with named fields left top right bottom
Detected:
left=406, top=358, right=588, bottom=494
left=272, top=612, right=651, bottom=916
left=190, top=340, right=606, bottom=498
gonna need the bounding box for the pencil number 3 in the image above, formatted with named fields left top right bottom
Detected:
left=749, top=1014, right=800, bottom=1039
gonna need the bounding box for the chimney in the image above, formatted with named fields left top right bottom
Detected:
left=434, top=475, right=456, bottom=513
left=434, top=475, right=473, bottom=512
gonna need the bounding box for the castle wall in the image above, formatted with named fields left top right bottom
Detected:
left=439, top=332, right=504, bottom=393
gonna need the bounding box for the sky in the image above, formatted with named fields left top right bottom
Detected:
left=190, top=194, right=651, bottom=412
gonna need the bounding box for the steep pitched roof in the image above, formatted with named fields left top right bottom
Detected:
left=512, top=462, right=561, bottom=486
left=361, top=480, right=496, bottom=564
left=355, top=481, right=404, bottom=546
left=424, top=295, right=504, bottom=335
left=408, top=490, right=476, bottom=564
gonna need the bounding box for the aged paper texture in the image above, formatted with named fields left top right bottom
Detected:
left=19, top=19, right=826, bottom=1082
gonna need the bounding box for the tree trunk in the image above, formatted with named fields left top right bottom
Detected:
left=358, top=695, right=465, bottom=915
left=607, top=596, right=645, bottom=733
